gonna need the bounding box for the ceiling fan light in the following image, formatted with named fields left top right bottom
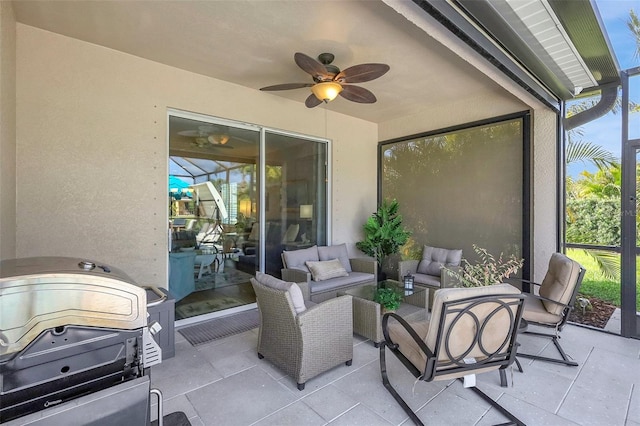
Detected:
left=311, top=82, right=343, bottom=102
left=208, top=134, right=230, bottom=145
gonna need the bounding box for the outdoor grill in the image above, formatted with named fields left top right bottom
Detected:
left=0, top=257, right=164, bottom=425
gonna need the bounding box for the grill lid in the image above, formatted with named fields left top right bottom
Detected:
left=0, top=257, right=147, bottom=359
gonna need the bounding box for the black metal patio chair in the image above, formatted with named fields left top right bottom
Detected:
left=380, top=284, right=526, bottom=426
left=513, top=253, right=586, bottom=366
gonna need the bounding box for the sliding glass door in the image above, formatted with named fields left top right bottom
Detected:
left=168, top=110, right=328, bottom=323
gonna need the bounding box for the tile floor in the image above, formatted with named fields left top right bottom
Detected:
left=151, top=312, right=640, bottom=426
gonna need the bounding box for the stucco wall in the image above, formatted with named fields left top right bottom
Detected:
left=16, top=24, right=378, bottom=287
left=0, top=2, right=16, bottom=261
left=531, top=108, right=559, bottom=280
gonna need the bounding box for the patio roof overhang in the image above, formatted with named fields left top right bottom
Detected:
left=411, top=0, right=620, bottom=106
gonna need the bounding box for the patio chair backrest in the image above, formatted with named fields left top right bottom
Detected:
left=425, top=283, right=524, bottom=380
left=539, top=253, right=584, bottom=317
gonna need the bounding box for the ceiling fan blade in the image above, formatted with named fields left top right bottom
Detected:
left=339, top=85, right=377, bottom=103
left=335, top=63, right=390, bottom=83
left=260, top=83, right=313, bottom=91
left=295, top=52, right=331, bottom=80
left=305, top=94, right=323, bottom=108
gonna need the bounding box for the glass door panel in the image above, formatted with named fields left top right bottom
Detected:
left=263, top=131, right=328, bottom=278
left=169, top=113, right=260, bottom=322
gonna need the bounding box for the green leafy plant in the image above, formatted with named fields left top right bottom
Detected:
left=443, top=245, right=524, bottom=288
left=356, top=199, right=411, bottom=269
left=374, top=287, right=403, bottom=311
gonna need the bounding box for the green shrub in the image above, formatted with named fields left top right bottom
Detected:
left=374, top=287, right=402, bottom=311
left=566, top=198, right=620, bottom=245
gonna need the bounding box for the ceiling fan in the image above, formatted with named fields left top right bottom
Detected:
left=177, top=125, right=234, bottom=149
left=260, top=52, right=390, bottom=108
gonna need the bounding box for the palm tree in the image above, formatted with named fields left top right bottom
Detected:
left=628, top=9, right=640, bottom=59
left=566, top=134, right=618, bottom=170
left=574, top=165, right=621, bottom=199
left=565, top=98, right=621, bottom=281
left=565, top=137, right=621, bottom=280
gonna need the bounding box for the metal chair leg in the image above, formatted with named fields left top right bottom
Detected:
left=382, top=342, right=527, bottom=425
left=380, top=342, right=424, bottom=426
left=465, top=380, right=526, bottom=426
left=518, top=330, right=578, bottom=366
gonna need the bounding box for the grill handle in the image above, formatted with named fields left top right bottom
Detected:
left=150, top=388, right=164, bottom=426
left=143, top=286, right=167, bottom=308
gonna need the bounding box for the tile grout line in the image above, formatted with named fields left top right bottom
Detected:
left=554, top=345, right=593, bottom=415
left=624, top=384, right=635, bottom=425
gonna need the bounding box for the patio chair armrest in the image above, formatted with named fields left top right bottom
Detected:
left=524, top=292, right=571, bottom=309
left=398, top=260, right=419, bottom=280
left=441, top=265, right=461, bottom=288
left=507, top=277, right=542, bottom=290
left=381, top=312, right=434, bottom=359
left=297, top=281, right=311, bottom=301
left=350, top=257, right=377, bottom=276
left=282, top=268, right=311, bottom=283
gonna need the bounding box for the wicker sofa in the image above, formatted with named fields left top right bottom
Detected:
left=281, top=244, right=377, bottom=302
left=251, top=272, right=353, bottom=390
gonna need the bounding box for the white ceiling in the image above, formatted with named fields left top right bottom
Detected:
left=11, top=0, right=505, bottom=124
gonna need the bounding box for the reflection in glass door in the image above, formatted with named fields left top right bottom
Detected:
left=168, top=113, right=260, bottom=323
left=262, top=130, right=328, bottom=278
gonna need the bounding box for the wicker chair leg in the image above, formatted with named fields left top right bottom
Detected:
left=379, top=343, right=424, bottom=426
left=297, top=383, right=305, bottom=391
left=346, top=359, right=352, bottom=366
left=258, top=353, right=264, bottom=359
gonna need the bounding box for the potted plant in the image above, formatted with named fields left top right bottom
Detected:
left=374, top=287, right=403, bottom=313
left=443, top=244, right=524, bottom=287
left=356, top=199, right=411, bottom=280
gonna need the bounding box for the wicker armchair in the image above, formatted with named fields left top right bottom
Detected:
left=251, top=276, right=353, bottom=390
left=398, top=245, right=462, bottom=308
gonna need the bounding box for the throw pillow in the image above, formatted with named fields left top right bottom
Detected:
left=417, top=245, right=463, bottom=277
left=318, top=243, right=352, bottom=272
left=282, top=245, right=319, bottom=272
left=255, top=272, right=306, bottom=314
left=306, top=259, right=349, bottom=281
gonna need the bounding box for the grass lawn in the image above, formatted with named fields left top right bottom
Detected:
left=567, top=248, right=640, bottom=311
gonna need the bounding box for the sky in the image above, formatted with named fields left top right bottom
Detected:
left=566, top=0, right=640, bottom=178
